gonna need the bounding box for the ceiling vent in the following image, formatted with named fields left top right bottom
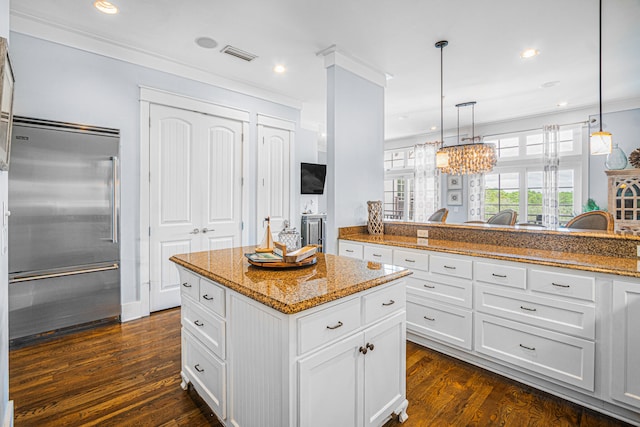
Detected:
left=220, top=45, right=258, bottom=62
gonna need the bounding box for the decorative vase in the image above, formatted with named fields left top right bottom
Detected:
left=367, top=201, right=383, bottom=235
left=606, top=144, right=628, bottom=170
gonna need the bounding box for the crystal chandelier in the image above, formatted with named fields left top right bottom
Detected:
left=437, top=101, right=497, bottom=175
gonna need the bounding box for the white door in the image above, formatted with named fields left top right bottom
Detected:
left=257, top=125, right=290, bottom=243
left=149, top=104, right=243, bottom=311
left=298, top=332, right=364, bottom=427
left=363, top=312, right=406, bottom=427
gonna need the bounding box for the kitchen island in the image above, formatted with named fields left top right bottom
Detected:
left=170, top=247, right=412, bottom=427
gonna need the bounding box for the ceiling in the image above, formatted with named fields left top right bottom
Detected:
left=10, top=0, right=640, bottom=140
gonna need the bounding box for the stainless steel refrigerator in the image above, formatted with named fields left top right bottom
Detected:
left=8, top=117, right=120, bottom=342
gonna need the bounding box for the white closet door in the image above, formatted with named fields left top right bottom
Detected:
left=201, top=118, right=243, bottom=251
left=149, top=104, right=243, bottom=311
left=257, top=126, right=291, bottom=241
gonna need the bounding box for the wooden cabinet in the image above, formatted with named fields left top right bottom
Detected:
left=177, top=265, right=408, bottom=427
left=611, top=280, right=640, bottom=410
left=607, top=170, right=640, bottom=232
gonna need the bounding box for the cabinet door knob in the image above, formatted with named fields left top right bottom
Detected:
left=326, top=321, right=343, bottom=330
left=194, top=320, right=204, bottom=327
left=382, top=300, right=395, bottom=306
left=202, top=294, right=214, bottom=301
left=182, top=282, right=192, bottom=288
left=359, top=346, right=368, bottom=355
left=194, top=364, right=205, bottom=373
left=366, top=342, right=375, bottom=351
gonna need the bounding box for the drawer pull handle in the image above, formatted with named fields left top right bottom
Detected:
left=366, top=342, right=375, bottom=351
left=443, top=265, right=456, bottom=270
left=202, top=294, right=214, bottom=301
left=182, top=282, right=192, bottom=288
left=194, top=364, right=205, bottom=373
left=373, top=254, right=382, bottom=257
left=424, top=284, right=436, bottom=289
left=424, top=316, right=435, bottom=321
left=552, top=282, right=570, bottom=288
left=405, top=259, right=416, bottom=263
left=492, top=273, right=507, bottom=278
left=346, top=249, right=354, bottom=253
left=359, top=346, right=368, bottom=355
left=194, top=320, right=204, bottom=327
left=519, top=344, right=536, bottom=351
left=382, top=300, right=395, bottom=306
left=520, top=306, right=537, bottom=312
left=326, top=321, right=343, bottom=330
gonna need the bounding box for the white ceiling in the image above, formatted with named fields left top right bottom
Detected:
left=10, top=0, right=640, bottom=140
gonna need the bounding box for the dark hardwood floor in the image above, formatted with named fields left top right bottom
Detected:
left=9, top=308, right=630, bottom=426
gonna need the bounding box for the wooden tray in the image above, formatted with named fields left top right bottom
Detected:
left=247, top=256, right=317, bottom=269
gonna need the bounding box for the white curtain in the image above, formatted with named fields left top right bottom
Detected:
left=543, top=125, right=559, bottom=228
left=467, top=173, right=485, bottom=221
left=414, top=142, right=440, bottom=222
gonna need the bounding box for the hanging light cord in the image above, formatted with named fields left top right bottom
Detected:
left=435, top=40, right=448, bottom=147
left=598, top=0, right=603, bottom=132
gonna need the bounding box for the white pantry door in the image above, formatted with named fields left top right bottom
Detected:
left=257, top=125, right=291, bottom=242
left=149, top=104, right=243, bottom=311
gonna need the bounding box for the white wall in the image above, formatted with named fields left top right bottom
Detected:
left=296, top=127, right=319, bottom=220
left=9, top=32, right=299, bottom=309
left=326, top=65, right=384, bottom=253
left=1, top=3, right=12, bottom=426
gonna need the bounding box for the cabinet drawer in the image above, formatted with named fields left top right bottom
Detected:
left=475, top=261, right=526, bottom=289
left=199, top=279, right=225, bottom=317
left=406, top=300, right=472, bottom=350
left=179, top=269, right=200, bottom=301
left=475, top=284, right=595, bottom=339
left=363, top=282, right=406, bottom=324
left=298, top=297, right=362, bottom=355
left=475, top=313, right=595, bottom=391
left=182, top=299, right=226, bottom=359
left=363, top=245, right=393, bottom=264
left=430, top=255, right=472, bottom=280
left=182, top=330, right=226, bottom=420
left=393, top=249, right=429, bottom=271
left=407, top=275, right=472, bottom=309
left=339, top=241, right=364, bottom=259
left=529, top=269, right=595, bottom=302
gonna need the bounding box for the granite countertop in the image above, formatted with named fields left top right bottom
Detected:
left=170, top=246, right=412, bottom=314
left=341, top=233, right=640, bottom=279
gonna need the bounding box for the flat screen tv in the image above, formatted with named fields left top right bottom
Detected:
left=301, top=162, right=327, bottom=194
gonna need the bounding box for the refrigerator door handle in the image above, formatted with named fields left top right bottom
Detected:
left=10, top=263, right=120, bottom=284
left=111, top=156, right=119, bottom=244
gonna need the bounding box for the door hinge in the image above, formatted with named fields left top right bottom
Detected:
left=149, top=227, right=151, bottom=236
left=149, top=117, right=151, bottom=128
left=241, top=221, right=244, bottom=230
left=241, top=177, right=244, bottom=186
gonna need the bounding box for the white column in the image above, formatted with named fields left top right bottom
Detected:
left=319, top=47, right=386, bottom=253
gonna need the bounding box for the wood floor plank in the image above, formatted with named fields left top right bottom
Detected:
left=9, top=309, right=633, bottom=426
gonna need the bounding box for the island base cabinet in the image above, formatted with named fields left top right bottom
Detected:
left=611, top=281, right=640, bottom=410
left=181, top=330, right=226, bottom=421
left=298, top=312, right=407, bottom=427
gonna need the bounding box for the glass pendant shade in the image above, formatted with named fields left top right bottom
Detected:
left=590, top=131, right=612, bottom=155
left=436, top=150, right=449, bottom=168
left=605, top=144, right=627, bottom=170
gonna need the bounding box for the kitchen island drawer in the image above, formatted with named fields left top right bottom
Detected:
left=475, top=285, right=595, bottom=339
left=430, top=255, right=472, bottom=280
left=297, top=297, right=361, bottom=355
left=475, top=313, right=595, bottom=391
left=363, top=281, right=406, bottom=324
left=179, top=269, right=200, bottom=301
left=406, top=299, right=472, bottom=350
left=199, top=279, right=225, bottom=317
left=529, top=269, right=595, bottom=302
left=182, top=299, right=226, bottom=359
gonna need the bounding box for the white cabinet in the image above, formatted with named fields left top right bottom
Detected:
left=299, top=312, right=406, bottom=427
left=611, top=280, right=640, bottom=410
left=363, top=244, right=393, bottom=264
left=177, top=265, right=408, bottom=427
left=339, top=241, right=364, bottom=259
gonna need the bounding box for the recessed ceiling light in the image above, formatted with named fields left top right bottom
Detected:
left=430, top=126, right=438, bottom=131
left=274, top=64, right=286, bottom=74
left=540, top=80, right=560, bottom=88
left=195, top=37, right=218, bottom=49
left=385, top=73, right=394, bottom=81
left=520, top=48, right=540, bottom=59
left=557, top=101, right=568, bottom=107
left=94, top=0, right=118, bottom=14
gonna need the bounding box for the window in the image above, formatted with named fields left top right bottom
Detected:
left=483, top=126, right=583, bottom=225
left=384, top=147, right=416, bottom=221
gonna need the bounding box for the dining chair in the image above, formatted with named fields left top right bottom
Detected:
left=428, top=208, right=448, bottom=223
left=565, top=210, right=614, bottom=232
left=486, top=209, right=518, bottom=226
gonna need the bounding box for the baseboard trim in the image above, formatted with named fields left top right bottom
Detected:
left=3, top=400, right=14, bottom=427
left=121, top=301, right=142, bottom=322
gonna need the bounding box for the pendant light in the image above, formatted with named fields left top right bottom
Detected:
left=434, top=40, right=449, bottom=168
left=590, top=0, right=612, bottom=155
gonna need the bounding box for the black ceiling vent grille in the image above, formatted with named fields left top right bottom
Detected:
left=220, top=45, right=258, bottom=62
